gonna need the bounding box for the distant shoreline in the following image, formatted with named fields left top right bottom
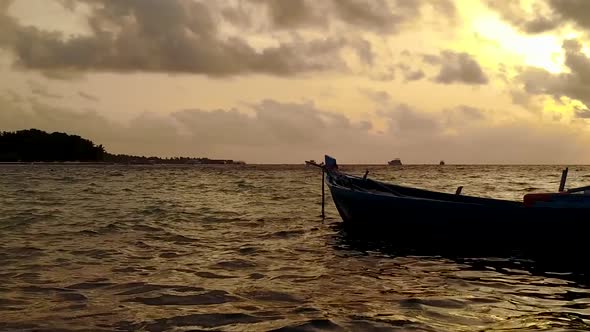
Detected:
left=0, top=162, right=247, bottom=166
left=1, top=162, right=588, bottom=166
left=1, top=129, right=247, bottom=165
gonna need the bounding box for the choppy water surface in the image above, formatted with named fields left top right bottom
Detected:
left=1, top=164, right=590, bottom=331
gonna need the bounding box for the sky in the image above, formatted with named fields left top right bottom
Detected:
left=2, top=0, right=590, bottom=164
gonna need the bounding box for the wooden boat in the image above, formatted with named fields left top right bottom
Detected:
left=315, top=155, right=590, bottom=250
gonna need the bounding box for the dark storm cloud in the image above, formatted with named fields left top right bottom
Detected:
left=422, top=51, right=489, bottom=85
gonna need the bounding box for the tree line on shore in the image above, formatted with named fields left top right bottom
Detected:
left=0, top=129, right=244, bottom=164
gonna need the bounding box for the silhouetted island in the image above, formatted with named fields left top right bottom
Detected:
left=0, top=129, right=245, bottom=165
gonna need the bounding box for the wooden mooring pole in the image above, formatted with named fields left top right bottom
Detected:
left=559, top=167, right=568, bottom=192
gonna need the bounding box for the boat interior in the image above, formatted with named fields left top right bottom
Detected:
left=327, top=171, right=524, bottom=207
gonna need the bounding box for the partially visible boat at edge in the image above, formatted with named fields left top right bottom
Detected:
left=314, top=155, right=590, bottom=250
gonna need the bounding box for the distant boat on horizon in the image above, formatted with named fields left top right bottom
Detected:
left=388, top=158, right=402, bottom=166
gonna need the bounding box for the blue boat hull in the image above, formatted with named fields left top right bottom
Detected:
left=326, top=172, right=590, bottom=252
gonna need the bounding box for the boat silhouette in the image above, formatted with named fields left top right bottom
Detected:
left=310, top=155, right=590, bottom=253
left=388, top=158, right=402, bottom=166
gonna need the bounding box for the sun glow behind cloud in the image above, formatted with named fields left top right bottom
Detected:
left=4, top=0, right=590, bottom=163
left=470, top=12, right=564, bottom=73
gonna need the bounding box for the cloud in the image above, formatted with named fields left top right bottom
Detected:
left=486, top=0, right=590, bottom=34
left=574, top=105, right=590, bottom=118
left=455, top=105, right=486, bottom=119
left=241, top=0, right=455, bottom=33
left=423, top=51, right=489, bottom=85
left=403, top=70, right=425, bottom=82
left=0, top=0, right=365, bottom=77
left=374, top=102, right=589, bottom=163
left=333, top=0, right=456, bottom=33
left=382, top=104, right=441, bottom=138
left=248, top=0, right=324, bottom=29
left=3, top=93, right=589, bottom=164
left=483, top=0, right=559, bottom=34
left=0, top=96, right=383, bottom=162
left=331, top=0, right=416, bottom=33
left=2, top=89, right=24, bottom=103
left=359, top=88, right=393, bottom=105
left=27, top=80, right=63, bottom=99
left=443, top=105, right=486, bottom=126
left=544, top=0, right=590, bottom=31
left=397, top=63, right=425, bottom=82
left=363, top=88, right=486, bottom=129
left=514, top=39, right=590, bottom=109
left=0, top=0, right=455, bottom=79
left=78, top=91, right=99, bottom=102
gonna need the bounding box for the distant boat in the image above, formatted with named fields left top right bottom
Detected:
left=439, top=160, right=445, bottom=165
left=388, top=158, right=402, bottom=166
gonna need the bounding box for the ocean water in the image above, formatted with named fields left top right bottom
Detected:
left=1, top=164, right=590, bottom=331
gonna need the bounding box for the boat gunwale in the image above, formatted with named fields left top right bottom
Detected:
left=325, top=169, right=524, bottom=207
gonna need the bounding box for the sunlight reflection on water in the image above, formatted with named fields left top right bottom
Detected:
left=1, top=164, right=589, bottom=331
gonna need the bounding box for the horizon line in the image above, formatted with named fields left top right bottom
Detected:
left=1, top=162, right=589, bottom=166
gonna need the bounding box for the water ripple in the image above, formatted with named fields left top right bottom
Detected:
left=1, top=164, right=590, bottom=331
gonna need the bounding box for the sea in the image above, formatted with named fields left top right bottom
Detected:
left=1, top=164, right=590, bottom=331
